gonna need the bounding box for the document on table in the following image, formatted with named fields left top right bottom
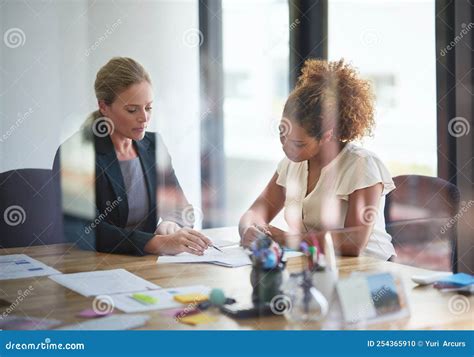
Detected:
left=0, top=254, right=62, bottom=281
left=49, top=269, right=160, bottom=297
left=56, top=314, right=150, bottom=330
left=201, top=226, right=240, bottom=247
left=157, top=246, right=251, bottom=268
left=109, top=285, right=211, bottom=313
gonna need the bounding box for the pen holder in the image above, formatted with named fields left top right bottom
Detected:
left=250, top=264, right=287, bottom=305
left=249, top=234, right=287, bottom=306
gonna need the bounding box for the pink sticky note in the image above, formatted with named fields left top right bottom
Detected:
left=160, top=307, right=200, bottom=318
left=160, top=308, right=186, bottom=317
left=77, top=308, right=113, bottom=318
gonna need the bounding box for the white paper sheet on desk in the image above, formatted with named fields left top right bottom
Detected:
left=157, top=246, right=251, bottom=268
left=0, top=254, right=62, bottom=280
left=49, top=269, right=160, bottom=297
left=282, top=250, right=303, bottom=259
left=109, top=285, right=211, bottom=313
left=201, top=226, right=240, bottom=248
left=56, top=314, right=149, bottom=330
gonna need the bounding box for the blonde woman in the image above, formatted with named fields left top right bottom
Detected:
left=239, top=59, right=396, bottom=260
left=56, top=57, right=211, bottom=256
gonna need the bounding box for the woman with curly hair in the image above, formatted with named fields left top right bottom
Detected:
left=239, top=59, right=396, bottom=260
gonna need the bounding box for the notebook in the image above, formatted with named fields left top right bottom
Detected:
left=157, top=246, right=251, bottom=268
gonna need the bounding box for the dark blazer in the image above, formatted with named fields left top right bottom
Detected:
left=55, top=130, right=190, bottom=256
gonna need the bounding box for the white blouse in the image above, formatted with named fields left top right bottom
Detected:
left=276, top=143, right=396, bottom=260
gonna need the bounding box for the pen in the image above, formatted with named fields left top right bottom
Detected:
left=210, top=244, right=223, bottom=253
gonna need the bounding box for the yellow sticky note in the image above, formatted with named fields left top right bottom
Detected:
left=179, top=313, right=217, bottom=326
left=173, top=293, right=209, bottom=304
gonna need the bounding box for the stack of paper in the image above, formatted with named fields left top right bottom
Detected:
left=0, top=254, right=61, bottom=280
left=49, top=269, right=160, bottom=297
left=157, top=246, right=252, bottom=268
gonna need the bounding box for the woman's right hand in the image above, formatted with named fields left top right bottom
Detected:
left=145, top=227, right=212, bottom=255
left=241, top=225, right=271, bottom=248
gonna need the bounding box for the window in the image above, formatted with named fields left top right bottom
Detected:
left=221, top=0, right=290, bottom=225
left=328, top=0, right=437, bottom=176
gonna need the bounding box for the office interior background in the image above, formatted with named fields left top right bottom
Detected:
left=0, top=0, right=472, bottom=273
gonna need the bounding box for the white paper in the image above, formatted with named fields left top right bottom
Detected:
left=157, top=246, right=251, bottom=268
left=49, top=269, right=160, bottom=297
left=0, top=254, right=62, bottom=280
left=282, top=250, right=303, bottom=259
left=56, top=314, right=149, bottom=330
left=201, top=226, right=240, bottom=248
left=110, top=285, right=211, bottom=313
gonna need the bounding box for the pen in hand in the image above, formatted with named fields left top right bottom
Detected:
left=203, top=235, right=223, bottom=253
left=210, top=244, right=223, bottom=253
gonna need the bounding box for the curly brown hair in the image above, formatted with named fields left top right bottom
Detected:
left=283, top=59, right=375, bottom=142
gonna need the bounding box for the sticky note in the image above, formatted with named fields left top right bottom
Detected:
left=173, top=293, right=208, bottom=304
left=178, top=313, right=217, bottom=326
left=77, top=308, right=113, bottom=318
left=131, top=293, right=158, bottom=305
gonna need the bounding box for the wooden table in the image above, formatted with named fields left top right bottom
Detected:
left=0, top=242, right=472, bottom=330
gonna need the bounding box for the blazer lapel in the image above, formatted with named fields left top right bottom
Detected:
left=135, top=135, right=157, bottom=215
left=95, top=135, right=129, bottom=224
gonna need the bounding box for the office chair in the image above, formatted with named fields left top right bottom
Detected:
left=384, top=175, right=460, bottom=271
left=0, top=169, right=64, bottom=248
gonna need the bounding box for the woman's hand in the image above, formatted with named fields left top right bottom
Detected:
left=145, top=227, right=212, bottom=255
left=241, top=224, right=271, bottom=247
left=155, top=221, right=181, bottom=235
